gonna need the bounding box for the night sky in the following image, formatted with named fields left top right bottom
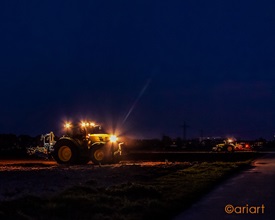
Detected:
left=1, top=0, right=275, bottom=140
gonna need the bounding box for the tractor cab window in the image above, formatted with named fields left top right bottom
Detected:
left=87, top=126, right=106, bottom=134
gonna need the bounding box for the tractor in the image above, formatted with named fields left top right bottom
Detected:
left=212, top=138, right=236, bottom=152
left=33, top=121, right=123, bottom=165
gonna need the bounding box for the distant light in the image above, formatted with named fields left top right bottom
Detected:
left=110, top=135, right=118, bottom=143
left=81, top=121, right=86, bottom=127
left=90, top=122, right=95, bottom=127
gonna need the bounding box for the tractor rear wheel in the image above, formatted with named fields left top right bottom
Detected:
left=53, top=141, right=78, bottom=164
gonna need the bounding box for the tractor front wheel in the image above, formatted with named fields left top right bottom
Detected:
left=90, top=145, right=107, bottom=164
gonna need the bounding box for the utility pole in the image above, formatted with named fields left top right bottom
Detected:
left=181, top=121, right=190, bottom=141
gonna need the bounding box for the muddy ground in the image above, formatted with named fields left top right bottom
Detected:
left=0, top=152, right=260, bottom=201
left=0, top=160, right=191, bottom=201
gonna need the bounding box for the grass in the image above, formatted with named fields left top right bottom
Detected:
left=0, top=161, right=252, bottom=220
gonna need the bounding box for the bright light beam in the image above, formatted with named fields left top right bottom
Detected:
left=122, top=78, right=152, bottom=125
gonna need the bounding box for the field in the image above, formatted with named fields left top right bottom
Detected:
left=0, top=152, right=259, bottom=220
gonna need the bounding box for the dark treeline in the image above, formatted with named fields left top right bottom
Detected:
left=0, top=134, right=40, bottom=158
left=1, top=133, right=274, bottom=159
left=123, top=135, right=275, bottom=152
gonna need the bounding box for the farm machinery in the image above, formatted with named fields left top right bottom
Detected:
left=212, top=138, right=252, bottom=152
left=28, top=121, right=123, bottom=165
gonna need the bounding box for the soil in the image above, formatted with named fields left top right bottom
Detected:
left=0, top=159, right=190, bottom=201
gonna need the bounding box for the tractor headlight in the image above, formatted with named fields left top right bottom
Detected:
left=64, top=122, right=72, bottom=129
left=110, top=135, right=118, bottom=143
left=228, top=138, right=233, bottom=143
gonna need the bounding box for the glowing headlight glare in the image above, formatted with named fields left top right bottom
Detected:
left=110, top=135, right=118, bottom=142
left=228, top=138, right=233, bottom=143
left=81, top=122, right=86, bottom=127
left=64, top=122, right=72, bottom=129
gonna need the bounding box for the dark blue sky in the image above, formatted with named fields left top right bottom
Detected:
left=0, top=0, right=275, bottom=140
